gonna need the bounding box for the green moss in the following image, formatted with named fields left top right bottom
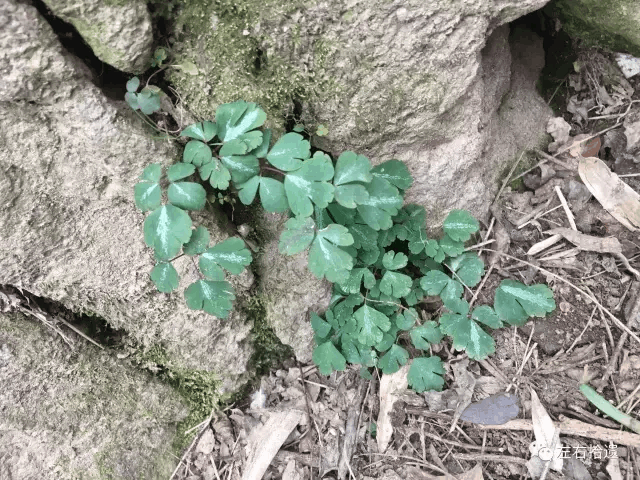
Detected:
left=549, top=0, right=640, bottom=56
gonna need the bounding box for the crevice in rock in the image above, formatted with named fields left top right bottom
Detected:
left=0, top=284, right=127, bottom=348
left=27, top=0, right=131, bottom=101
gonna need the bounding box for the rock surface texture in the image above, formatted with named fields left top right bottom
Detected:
left=549, top=0, right=640, bottom=56
left=168, top=0, right=553, bottom=359
left=41, top=0, right=154, bottom=73
left=0, top=312, right=187, bottom=479
left=0, top=0, right=253, bottom=393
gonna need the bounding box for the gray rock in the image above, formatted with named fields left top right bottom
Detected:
left=0, top=0, right=253, bottom=393
left=0, top=312, right=187, bottom=479
left=42, top=0, right=154, bottom=73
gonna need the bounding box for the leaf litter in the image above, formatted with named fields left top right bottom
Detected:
left=169, top=46, right=640, bottom=480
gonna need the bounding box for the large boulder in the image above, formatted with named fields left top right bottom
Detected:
left=168, top=0, right=552, bottom=224
left=549, top=0, right=640, bottom=57
left=0, top=312, right=187, bottom=479
left=0, top=0, right=253, bottom=394
left=41, top=0, right=154, bottom=73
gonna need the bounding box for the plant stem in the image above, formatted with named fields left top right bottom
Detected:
left=579, top=384, right=640, bottom=434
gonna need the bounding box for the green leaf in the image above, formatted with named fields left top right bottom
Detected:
left=494, top=280, right=556, bottom=326
left=439, top=313, right=495, bottom=360
left=175, top=60, right=198, bottom=75
left=308, top=224, right=354, bottom=283
left=327, top=202, right=356, bottom=225
left=376, top=332, right=396, bottom=352
left=410, top=321, right=443, bottom=350
left=471, top=306, right=502, bottom=329
left=342, top=336, right=377, bottom=367
left=382, top=251, right=408, bottom=270
left=183, top=140, right=212, bottom=167
left=258, top=177, right=288, bottom=213
left=279, top=216, right=316, bottom=255
left=126, top=77, right=140, bottom=93
left=359, top=247, right=381, bottom=266
left=220, top=131, right=263, bottom=156
left=144, top=205, right=192, bottom=261
left=313, top=341, right=346, bottom=375
left=216, top=101, right=266, bottom=142
left=378, top=344, right=409, bottom=374
left=356, top=177, right=403, bottom=230
left=151, top=47, right=167, bottom=67
left=150, top=262, right=179, bottom=293
left=266, top=132, right=310, bottom=171
left=311, top=313, right=332, bottom=339
left=134, top=164, right=162, bottom=212
left=438, top=234, right=464, bottom=257
left=168, top=182, right=206, bottom=210
left=348, top=224, right=378, bottom=251
left=184, top=279, right=235, bottom=318
left=137, top=88, right=161, bottom=115
left=333, top=151, right=372, bottom=208
left=284, top=152, right=335, bottom=217
left=395, top=308, right=418, bottom=330
left=379, top=271, right=412, bottom=298
left=220, top=154, right=259, bottom=185
left=443, top=209, right=479, bottom=242
left=371, top=159, right=412, bottom=190
left=198, top=158, right=231, bottom=190
left=446, top=252, right=484, bottom=287
left=420, top=271, right=464, bottom=310
left=339, top=268, right=376, bottom=294
left=183, top=226, right=210, bottom=256
left=251, top=128, right=271, bottom=158
left=237, top=175, right=260, bottom=205
left=354, top=304, right=391, bottom=346
left=408, top=356, right=445, bottom=392
left=125, top=92, right=139, bottom=110
left=167, top=163, right=196, bottom=182
left=180, top=121, right=217, bottom=142
left=200, top=237, right=252, bottom=276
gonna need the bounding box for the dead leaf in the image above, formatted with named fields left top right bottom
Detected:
left=377, top=365, right=410, bottom=453
left=242, top=410, right=303, bottom=480
left=615, top=52, right=640, bottom=79
left=282, top=460, right=303, bottom=480
left=547, top=117, right=572, bottom=152
left=578, top=157, right=640, bottom=231
left=449, top=359, right=476, bottom=433
left=623, top=114, right=640, bottom=152
left=458, top=464, right=484, bottom=480
left=527, top=234, right=563, bottom=256
left=459, top=393, right=520, bottom=425
left=545, top=227, right=622, bottom=254
left=606, top=456, right=623, bottom=480
left=195, top=428, right=216, bottom=455
left=527, top=389, right=563, bottom=477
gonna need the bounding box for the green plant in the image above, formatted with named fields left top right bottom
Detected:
left=131, top=98, right=557, bottom=392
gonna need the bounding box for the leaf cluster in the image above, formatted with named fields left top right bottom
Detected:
left=125, top=77, right=162, bottom=115
left=132, top=98, right=557, bottom=392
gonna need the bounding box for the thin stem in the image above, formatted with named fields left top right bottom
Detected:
left=261, top=165, right=285, bottom=175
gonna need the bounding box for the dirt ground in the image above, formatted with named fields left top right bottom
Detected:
left=168, top=45, right=640, bottom=480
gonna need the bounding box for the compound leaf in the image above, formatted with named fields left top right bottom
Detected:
left=144, top=205, right=192, bottom=261
left=446, top=252, right=484, bottom=287
left=183, top=140, right=212, bottom=167
left=439, top=312, right=495, bottom=360
left=237, top=175, right=260, bottom=205
left=184, top=279, right=235, bottom=318
left=439, top=235, right=465, bottom=257
left=252, top=128, right=271, bottom=158
left=311, top=313, right=332, bottom=339
left=134, top=164, right=162, bottom=211
left=471, top=305, right=502, bottom=329
left=266, top=132, right=310, bottom=171
left=354, top=304, right=391, bottom=346
left=216, top=101, right=266, bottom=142
left=126, top=77, right=140, bottom=93
left=284, top=152, right=335, bottom=217
left=258, top=177, right=288, bottom=213
left=198, top=158, right=231, bottom=190
left=408, top=356, right=445, bottom=393
left=125, top=91, right=139, bottom=110
left=395, top=308, right=418, bottom=330
left=137, top=88, right=161, bottom=114
left=200, top=237, right=252, bottom=275
left=378, top=344, right=409, bottom=374
left=371, top=159, right=412, bottom=190
left=279, top=216, right=316, bottom=255
left=338, top=267, right=376, bottom=294
left=220, top=154, right=259, bottom=185
left=420, top=271, right=464, bottom=311
left=494, top=279, right=556, bottom=326
left=356, top=177, right=403, bottom=230
left=180, top=121, right=217, bottom=142
left=382, top=251, right=408, bottom=270
left=313, top=341, right=346, bottom=375
left=183, top=226, right=210, bottom=256
left=150, top=262, right=179, bottom=293
left=348, top=223, right=378, bottom=251
left=333, top=151, right=372, bottom=208
left=341, top=336, right=377, bottom=367
left=443, top=209, right=479, bottom=242
left=379, top=271, right=412, bottom=298
left=410, top=321, right=443, bottom=350
left=168, top=182, right=206, bottom=210
left=308, top=224, right=354, bottom=283
left=167, top=163, right=196, bottom=182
